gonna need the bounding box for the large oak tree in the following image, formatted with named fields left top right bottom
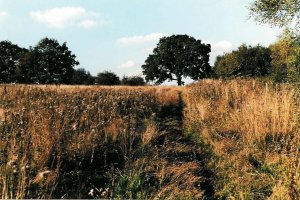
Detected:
left=142, top=34, right=211, bottom=85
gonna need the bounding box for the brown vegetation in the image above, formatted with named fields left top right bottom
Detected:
left=184, top=79, right=300, bottom=199
left=0, top=84, right=203, bottom=199
left=1, top=80, right=300, bottom=199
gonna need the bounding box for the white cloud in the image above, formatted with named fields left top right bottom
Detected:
left=0, top=11, right=7, bottom=18
left=127, top=70, right=143, bottom=77
left=209, top=40, right=236, bottom=55
left=203, top=40, right=236, bottom=64
left=117, top=33, right=169, bottom=46
left=250, top=40, right=260, bottom=46
left=78, top=19, right=97, bottom=28
left=119, top=60, right=136, bottom=69
left=30, top=7, right=106, bottom=29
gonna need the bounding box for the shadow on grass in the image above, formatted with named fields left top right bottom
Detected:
left=152, top=93, right=216, bottom=199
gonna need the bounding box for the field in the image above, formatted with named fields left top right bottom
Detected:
left=0, top=80, right=300, bottom=199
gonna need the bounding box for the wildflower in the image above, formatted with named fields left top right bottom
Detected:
left=88, top=189, right=94, bottom=197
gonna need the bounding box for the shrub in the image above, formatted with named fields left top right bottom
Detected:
left=95, top=71, right=120, bottom=85
left=121, top=75, right=146, bottom=86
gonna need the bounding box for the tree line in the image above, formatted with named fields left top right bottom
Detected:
left=212, top=0, right=300, bottom=83
left=141, top=34, right=300, bottom=84
left=0, top=38, right=145, bottom=85
left=1, top=1, right=300, bottom=86
left=2, top=26, right=300, bottom=86
left=212, top=35, right=297, bottom=83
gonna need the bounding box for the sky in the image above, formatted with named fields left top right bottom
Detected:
left=0, top=0, right=281, bottom=80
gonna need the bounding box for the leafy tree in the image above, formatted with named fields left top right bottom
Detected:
left=16, top=46, right=39, bottom=83
left=142, top=34, right=211, bottom=86
left=18, top=38, right=79, bottom=84
left=0, top=41, right=27, bottom=83
left=121, top=75, right=146, bottom=86
left=250, top=1, right=300, bottom=82
left=269, top=34, right=292, bottom=82
left=214, top=44, right=272, bottom=78
left=95, top=71, right=120, bottom=85
left=214, top=53, right=239, bottom=78
left=72, top=68, right=94, bottom=85
left=285, top=35, right=300, bottom=82
left=249, top=0, right=300, bottom=34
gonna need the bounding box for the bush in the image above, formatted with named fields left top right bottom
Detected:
left=72, top=68, right=94, bottom=85
left=95, top=71, right=120, bottom=85
left=121, top=76, right=146, bottom=86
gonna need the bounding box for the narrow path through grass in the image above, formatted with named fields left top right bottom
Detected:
left=145, top=92, right=216, bottom=199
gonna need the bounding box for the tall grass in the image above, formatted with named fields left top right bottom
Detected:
left=184, top=79, right=300, bottom=199
left=2, top=80, right=298, bottom=199
left=0, top=85, right=173, bottom=199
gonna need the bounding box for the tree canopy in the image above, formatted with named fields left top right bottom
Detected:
left=18, top=38, right=79, bottom=84
left=0, top=41, right=27, bottom=83
left=95, top=71, right=120, bottom=85
left=249, top=0, right=300, bottom=34
left=214, top=44, right=272, bottom=78
left=142, top=34, right=211, bottom=86
left=72, top=68, right=94, bottom=85
left=269, top=34, right=292, bottom=82
left=121, top=75, right=146, bottom=86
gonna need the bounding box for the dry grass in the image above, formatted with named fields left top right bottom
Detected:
left=0, top=85, right=165, bottom=198
left=0, top=84, right=192, bottom=199
left=2, top=79, right=299, bottom=199
left=184, top=79, right=300, bottom=199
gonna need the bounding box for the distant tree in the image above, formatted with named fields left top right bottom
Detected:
left=214, top=44, right=272, bottom=78
left=95, top=71, right=120, bottom=85
left=16, top=46, right=38, bottom=83
left=142, top=34, right=211, bottom=86
left=121, top=75, right=146, bottom=86
left=0, top=41, right=27, bottom=83
left=18, top=38, right=79, bottom=84
left=72, top=68, right=94, bottom=85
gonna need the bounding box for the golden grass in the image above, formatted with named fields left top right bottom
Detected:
left=184, top=79, right=300, bottom=199
left=0, top=85, right=160, bottom=198
left=2, top=79, right=299, bottom=199
left=0, top=84, right=185, bottom=199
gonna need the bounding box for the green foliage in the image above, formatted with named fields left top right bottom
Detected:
left=269, top=32, right=300, bottom=83
left=108, top=170, right=151, bottom=199
left=214, top=52, right=239, bottom=78
left=0, top=41, right=27, bottom=83
left=249, top=0, right=300, bottom=34
left=95, top=70, right=120, bottom=85
left=72, top=68, right=94, bottom=85
left=287, top=37, right=300, bottom=82
left=214, top=44, right=272, bottom=78
left=17, top=38, right=79, bottom=84
left=142, top=34, right=211, bottom=86
left=269, top=34, right=291, bottom=82
left=121, top=75, right=146, bottom=86
left=249, top=1, right=300, bottom=82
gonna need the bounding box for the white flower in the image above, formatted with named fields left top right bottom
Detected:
left=88, top=189, right=94, bottom=196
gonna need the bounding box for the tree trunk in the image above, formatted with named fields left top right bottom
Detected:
left=177, top=76, right=183, bottom=86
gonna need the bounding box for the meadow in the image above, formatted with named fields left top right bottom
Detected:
left=0, top=80, right=299, bottom=199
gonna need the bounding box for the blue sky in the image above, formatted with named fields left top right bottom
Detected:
left=0, top=0, right=280, bottom=79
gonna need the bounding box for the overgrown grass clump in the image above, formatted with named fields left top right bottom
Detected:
left=184, top=79, right=300, bottom=199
